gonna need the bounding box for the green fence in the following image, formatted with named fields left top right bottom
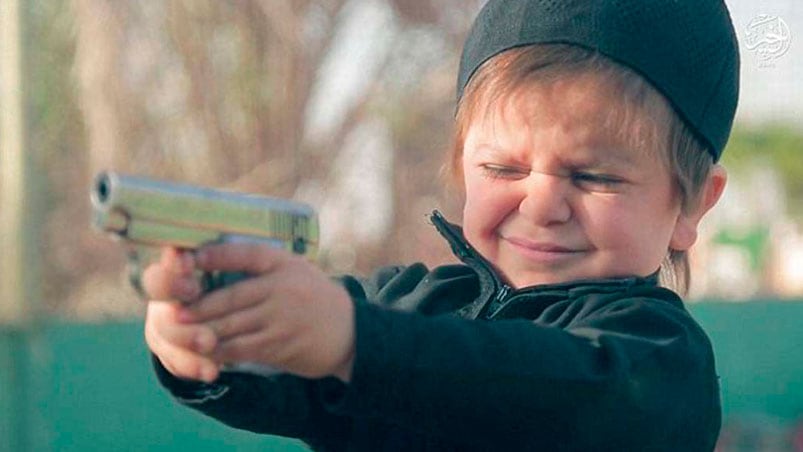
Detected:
left=2, top=301, right=802, bottom=451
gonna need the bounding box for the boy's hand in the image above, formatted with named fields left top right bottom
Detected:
left=157, top=243, right=356, bottom=382
left=141, top=245, right=356, bottom=383
left=144, top=300, right=220, bottom=383
left=142, top=247, right=220, bottom=383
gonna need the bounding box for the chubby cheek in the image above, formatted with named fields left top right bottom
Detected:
left=589, top=202, right=673, bottom=274
left=462, top=175, right=518, bottom=255
left=590, top=208, right=634, bottom=254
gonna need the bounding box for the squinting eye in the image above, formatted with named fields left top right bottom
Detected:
left=571, top=172, right=623, bottom=189
left=480, top=164, right=529, bottom=180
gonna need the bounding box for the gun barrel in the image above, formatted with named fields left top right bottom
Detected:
left=91, top=172, right=318, bottom=256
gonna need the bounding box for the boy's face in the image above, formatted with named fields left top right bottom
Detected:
left=461, top=74, right=691, bottom=288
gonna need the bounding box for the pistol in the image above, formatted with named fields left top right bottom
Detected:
left=92, top=171, right=318, bottom=258
left=91, top=171, right=320, bottom=377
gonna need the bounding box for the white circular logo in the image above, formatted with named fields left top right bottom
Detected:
left=745, top=15, right=792, bottom=62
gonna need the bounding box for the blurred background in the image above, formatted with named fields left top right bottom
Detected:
left=1, top=0, right=801, bottom=450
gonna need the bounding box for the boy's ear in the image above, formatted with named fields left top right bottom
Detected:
left=669, top=165, right=728, bottom=251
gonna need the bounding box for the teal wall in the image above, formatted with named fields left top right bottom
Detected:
left=0, top=323, right=309, bottom=452
left=692, top=302, right=803, bottom=422
left=2, top=301, right=802, bottom=451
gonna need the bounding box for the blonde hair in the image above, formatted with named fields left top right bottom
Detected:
left=447, top=45, right=713, bottom=294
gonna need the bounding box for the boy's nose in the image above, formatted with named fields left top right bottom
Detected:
left=518, top=173, right=572, bottom=226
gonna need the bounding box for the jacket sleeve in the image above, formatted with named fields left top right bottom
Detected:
left=152, top=355, right=351, bottom=449
left=149, top=265, right=422, bottom=449
left=319, top=277, right=720, bottom=451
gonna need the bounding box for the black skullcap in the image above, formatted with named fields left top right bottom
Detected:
left=457, top=0, right=740, bottom=161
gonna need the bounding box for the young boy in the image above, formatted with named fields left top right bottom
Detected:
left=141, top=0, right=738, bottom=450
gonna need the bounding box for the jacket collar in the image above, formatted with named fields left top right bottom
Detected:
left=429, top=210, right=660, bottom=318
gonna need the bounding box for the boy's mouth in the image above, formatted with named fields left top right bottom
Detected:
left=501, top=235, right=586, bottom=262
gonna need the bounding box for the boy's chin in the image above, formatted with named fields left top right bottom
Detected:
left=498, top=264, right=626, bottom=289
left=499, top=268, right=581, bottom=289
left=502, top=266, right=655, bottom=289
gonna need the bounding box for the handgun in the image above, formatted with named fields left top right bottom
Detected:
left=91, top=171, right=320, bottom=377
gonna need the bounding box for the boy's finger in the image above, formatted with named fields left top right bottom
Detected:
left=213, top=332, right=270, bottom=365
left=141, top=263, right=173, bottom=300
left=146, top=301, right=218, bottom=354
left=141, top=263, right=201, bottom=302
left=181, top=276, right=270, bottom=323
left=160, top=246, right=196, bottom=275
left=204, top=304, right=266, bottom=340
left=153, top=343, right=220, bottom=383
left=195, top=243, right=287, bottom=274
left=142, top=247, right=198, bottom=301
left=145, top=302, right=219, bottom=382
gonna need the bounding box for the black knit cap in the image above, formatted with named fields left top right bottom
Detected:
left=457, top=0, right=740, bottom=161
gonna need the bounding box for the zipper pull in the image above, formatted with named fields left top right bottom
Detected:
left=484, top=285, right=512, bottom=319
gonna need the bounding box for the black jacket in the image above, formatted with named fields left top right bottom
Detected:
left=154, top=211, right=721, bottom=451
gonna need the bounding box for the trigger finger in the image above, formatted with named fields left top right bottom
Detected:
left=142, top=262, right=172, bottom=300
left=161, top=247, right=196, bottom=276
left=142, top=262, right=200, bottom=302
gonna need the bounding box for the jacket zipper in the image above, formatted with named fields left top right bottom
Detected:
left=483, top=284, right=512, bottom=319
